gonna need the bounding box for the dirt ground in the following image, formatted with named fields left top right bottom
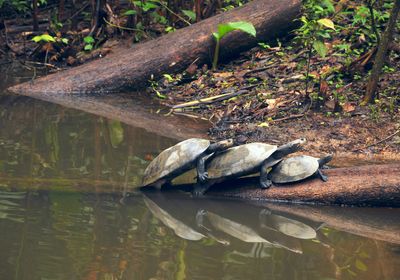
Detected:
left=154, top=42, right=400, bottom=164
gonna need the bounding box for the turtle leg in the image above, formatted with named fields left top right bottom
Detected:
left=317, top=169, right=328, bottom=182
left=196, top=153, right=213, bottom=183
left=195, top=209, right=208, bottom=228
left=260, top=163, right=273, bottom=189
left=192, top=181, right=212, bottom=196
left=153, top=179, right=167, bottom=190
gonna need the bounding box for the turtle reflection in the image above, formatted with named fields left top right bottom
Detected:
left=142, top=191, right=332, bottom=255
left=143, top=195, right=205, bottom=241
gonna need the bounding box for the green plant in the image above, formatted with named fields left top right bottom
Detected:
left=32, top=33, right=68, bottom=64
left=212, top=21, right=256, bottom=70
left=83, top=36, right=95, bottom=51
left=294, top=0, right=336, bottom=94
left=0, top=0, right=29, bottom=12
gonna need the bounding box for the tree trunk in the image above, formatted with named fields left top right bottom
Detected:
left=8, top=0, right=302, bottom=94
left=361, top=0, right=400, bottom=105
left=32, top=0, right=39, bottom=31
left=207, top=164, right=400, bottom=207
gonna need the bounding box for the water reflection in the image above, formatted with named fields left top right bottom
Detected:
left=0, top=189, right=399, bottom=280
left=0, top=95, right=177, bottom=191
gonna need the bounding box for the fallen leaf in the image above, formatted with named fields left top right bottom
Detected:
left=342, top=102, right=356, bottom=112
left=325, top=99, right=336, bottom=110
left=319, top=80, right=329, bottom=96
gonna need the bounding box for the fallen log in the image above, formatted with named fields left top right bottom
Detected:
left=264, top=203, right=400, bottom=244
left=8, top=0, right=302, bottom=94
left=206, top=164, right=400, bottom=207
left=6, top=91, right=209, bottom=140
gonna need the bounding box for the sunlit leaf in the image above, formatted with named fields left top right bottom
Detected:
left=258, top=122, right=269, bottom=127
left=216, top=21, right=256, bottom=39
left=313, top=40, right=328, bottom=57
left=317, top=18, right=335, bottom=30
left=32, top=34, right=56, bottom=43
left=84, top=44, right=93, bottom=51
left=83, top=36, right=95, bottom=44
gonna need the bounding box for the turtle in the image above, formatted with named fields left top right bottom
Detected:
left=142, top=138, right=234, bottom=189
left=192, top=138, right=306, bottom=195
left=269, top=154, right=333, bottom=184
left=143, top=195, right=206, bottom=241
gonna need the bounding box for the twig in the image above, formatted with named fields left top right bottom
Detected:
left=271, top=113, right=304, bottom=123
left=104, top=18, right=145, bottom=33
left=352, top=129, right=400, bottom=152
left=23, top=60, right=62, bottom=70
left=62, top=2, right=90, bottom=24
left=243, top=63, right=278, bottom=77
left=172, top=111, right=208, bottom=120
left=172, top=90, right=249, bottom=109
left=158, top=1, right=191, bottom=26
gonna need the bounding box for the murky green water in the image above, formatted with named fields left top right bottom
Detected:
left=1, top=66, right=400, bottom=279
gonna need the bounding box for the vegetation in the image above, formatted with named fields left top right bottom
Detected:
left=0, top=0, right=399, bottom=153
left=212, top=21, right=256, bottom=70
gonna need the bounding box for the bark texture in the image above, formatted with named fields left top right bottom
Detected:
left=8, top=0, right=301, bottom=94
left=208, top=164, right=400, bottom=207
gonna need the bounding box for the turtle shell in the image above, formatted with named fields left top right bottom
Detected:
left=143, top=196, right=205, bottom=241
left=270, top=155, right=319, bottom=183
left=207, top=143, right=277, bottom=180
left=142, top=138, right=210, bottom=186
left=268, top=214, right=317, bottom=239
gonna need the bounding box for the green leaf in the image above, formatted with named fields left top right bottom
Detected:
left=216, top=21, right=256, bottom=39
left=32, top=36, right=42, bottom=43
left=122, top=9, right=137, bottom=16
left=355, top=259, right=367, bottom=271
left=32, top=34, right=56, bottom=43
left=322, top=0, right=335, bottom=13
left=163, top=74, right=174, bottom=82
left=83, top=36, right=95, bottom=44
left=142, top=2, right=159, bottom=12
left=61, top=38, right=69, bottom=44
left=212, top=32, right=220, bottom=40
left=154, top=89, right=166, bottom=99
left=84, top=44, right=93, bottom=51
left=182, top=9, right=196, bottom=21
left=317, top=18, right=335, bottom=30
left=313, top=40, right=328, bottom=57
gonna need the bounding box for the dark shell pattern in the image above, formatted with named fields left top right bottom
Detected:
left=142, top=138, right=210, bottom=186
left=207, top=143, right=277, bottom=179
left=270, top=155, right=319, bottom=183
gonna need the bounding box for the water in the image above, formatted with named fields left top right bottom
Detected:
left=0, top=65, right=399, bottom=279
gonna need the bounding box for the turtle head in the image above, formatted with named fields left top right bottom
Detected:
left=209, top=138, right=234, bottom=152
left=275, top=138, right=307, bottom=158
left=318, top=154, right=333, bottom=167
